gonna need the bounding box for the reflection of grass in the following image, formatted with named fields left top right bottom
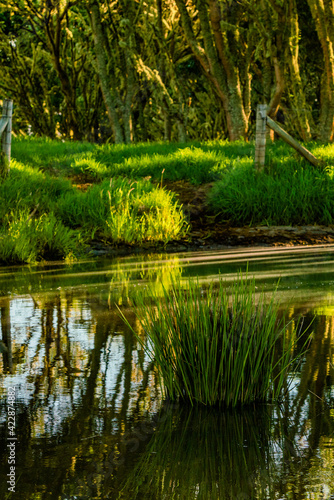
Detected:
left=123, top=276, right=308, bottom=407
left=119, top=404, right=277, bottom=500
left=108, top=254, right=184, bottom=306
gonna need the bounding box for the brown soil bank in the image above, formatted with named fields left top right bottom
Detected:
left=164, top=180, right=334, bottom=248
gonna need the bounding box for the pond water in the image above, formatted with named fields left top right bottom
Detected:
left=0, top=245, right=334, bottom=500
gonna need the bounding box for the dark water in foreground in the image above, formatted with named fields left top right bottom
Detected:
left=0, top=245, right=333, bottom=499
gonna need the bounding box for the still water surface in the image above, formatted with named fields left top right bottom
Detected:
left=0, top=245, right=334, bottom=499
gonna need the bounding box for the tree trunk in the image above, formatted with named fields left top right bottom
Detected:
left=307, top=0, right=334, bottom=141
left=164, top=111, right=172, bottom=141
left=177, top=121, right=187, bottom=142
left=203, top=0, right=248, bottom=140
left=226, top=85, right=248, bottom=140
left=89, top=0, right=124, bottom=143
left=46, top=33, right=81, bottom=139
left=319, top=72, right=334, bottom=141
left=287, top=0, right=312, bottom=141
left=177, top=102, right=187, bottom=142
left=136, top=90, right=148, bottom=142
left=175, top=0, right=249, bottom=141
left=122, top=47, right=136, bottom=144
left=119, top=0, right=138, bottom=144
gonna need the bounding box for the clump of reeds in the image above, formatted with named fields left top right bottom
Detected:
left=122, top=276, right=308, bottom=407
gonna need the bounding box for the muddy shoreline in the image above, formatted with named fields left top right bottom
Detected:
left=90, top=224, right=334, bottom=258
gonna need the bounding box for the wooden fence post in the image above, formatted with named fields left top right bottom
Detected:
left=254, top=104, right=267, bottom=171
left=1, top=99, right=13, bottom=168
left=266, top=115, right=322, bottom=168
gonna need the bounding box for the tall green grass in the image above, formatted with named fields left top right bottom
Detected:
left=122, top=276, right=309, bottom=407
left=12, top=136, right=252, bottom=178
left=208, top=161, right=334, bottom=226
left=12, top=137, right=255, bottom=184
left=5, top=137, right=334, bottom=263
left=11, top=136, right=97, bottom=172
left=0, top=160, right=188, bottom=263
left=0, top=210, right=83, bottom=263
left=96, top=147, right=227, bottom=184
left=0, top=161, right=73, bottom=222
left=57, top=177, right=188, bottom=243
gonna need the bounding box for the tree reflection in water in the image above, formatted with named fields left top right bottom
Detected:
left=0, top=284, right=333, bottom=498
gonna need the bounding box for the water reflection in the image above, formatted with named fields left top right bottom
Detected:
left=0, top=291, right=159, bottom=499
left=0, top=247, right=334, bottom=499
left=117, top=403, right=334, bottom=500
left=2, top=244, right=334, bottom=301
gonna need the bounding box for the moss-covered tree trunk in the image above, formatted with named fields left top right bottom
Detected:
left=287, top=0, right=312, bottom=140
left=123, top=56, right=135, bottom=144
left=307, top=0, right=334, bottom=141
left=89, top=0, right=124, bottom=143
left=117, top=0, right=139, bottom=144
left=251, top=0, right=313, bottom=140
left=42, top=4, right=82, bottom=140
left=49, top=51, right=81, bottom=140
left=156, top=0, right=171, bottom=141
left=175, top=0, right=250, bottom=141
left=251, top=0, right=285, bottom=121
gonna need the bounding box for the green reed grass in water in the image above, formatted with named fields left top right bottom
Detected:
left=122, top=276, right=309, bottom=407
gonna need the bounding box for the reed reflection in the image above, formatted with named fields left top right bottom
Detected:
left=116, top=405, right=278, bottom=500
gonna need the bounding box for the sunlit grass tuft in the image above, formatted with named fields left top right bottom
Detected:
left=71, top=154, right=109, bottom=181
left=57, top=177, right=188, bottom=244
left=122, top=276, right=309, bottom=407
left=0, top=160, right=73, bottom=221
left=0, top=210, right=84, bottom=263
left=0, top=159, right=188, bottom=263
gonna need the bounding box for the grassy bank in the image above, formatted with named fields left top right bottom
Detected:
left=0, top=160, right=187, bottom=263
left=0, top=137, right=333, bottom=263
